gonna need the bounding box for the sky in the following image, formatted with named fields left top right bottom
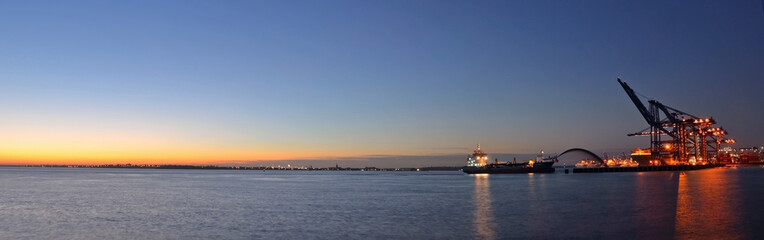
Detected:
left=1, top=1, right=762, bottom=167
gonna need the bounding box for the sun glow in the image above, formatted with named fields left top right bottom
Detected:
left=0, top=115, right=397, bottom=165
left=0, top=144, right=358, bottom=165
left=0, top=131, right=362, bottom=165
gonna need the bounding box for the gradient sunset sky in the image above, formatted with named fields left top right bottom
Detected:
left=1, top=1, right=762, bottom=166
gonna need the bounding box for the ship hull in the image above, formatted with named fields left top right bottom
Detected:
left=462, top=161, right=555, bottom=174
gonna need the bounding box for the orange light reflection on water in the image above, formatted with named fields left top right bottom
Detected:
left=472, top=174, right=496, bottom=240
left=675, top=169, right=741, bottom=239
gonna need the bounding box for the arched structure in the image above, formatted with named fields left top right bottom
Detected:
left=556, top=148, right=605, bottom=165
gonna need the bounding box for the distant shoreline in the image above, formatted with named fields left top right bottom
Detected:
left=0, top=164, right=464, bottom=172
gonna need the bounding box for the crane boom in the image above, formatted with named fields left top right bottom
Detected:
left=617, top=78, right=655, bottom=126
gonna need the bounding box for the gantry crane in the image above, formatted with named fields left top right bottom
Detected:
left=617, top=78, right=734, bottom=164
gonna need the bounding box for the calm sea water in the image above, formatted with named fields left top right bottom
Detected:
left=1, top=166, right=762, bottom=239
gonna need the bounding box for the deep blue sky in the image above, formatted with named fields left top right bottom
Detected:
left=1, top=1, right=762, bottom=165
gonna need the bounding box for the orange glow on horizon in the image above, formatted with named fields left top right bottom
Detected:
left=0, top=145, right=381, bottom=165
left=0, top=136, right=378, bottom=165
left=0, top=139, right=403, bottom=165
left=0, top=123, right=458, bottom=165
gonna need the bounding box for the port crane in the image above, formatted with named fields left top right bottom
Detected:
left=617, top=78, right=734, bottom=164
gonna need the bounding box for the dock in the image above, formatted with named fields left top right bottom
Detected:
left=571, top=164, right=724, bottom=173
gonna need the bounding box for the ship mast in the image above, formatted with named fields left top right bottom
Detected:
left=467, top=144, right=488, bottom=167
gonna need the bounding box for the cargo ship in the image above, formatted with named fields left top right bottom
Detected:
left=462, top=144, right=555, bottom=174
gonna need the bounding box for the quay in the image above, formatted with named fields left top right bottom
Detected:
left=571, top=164, right=724, bottom=173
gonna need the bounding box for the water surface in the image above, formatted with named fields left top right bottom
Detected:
left=1, top=167, right=762, bottom=239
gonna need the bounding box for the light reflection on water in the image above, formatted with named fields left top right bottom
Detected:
left=1, top=167, right=762, bottom=239
left=469, top=168, right=762, bottom=239
left=675, top=168, right=742, bottom=239
left=472, top=174, right=496, bottom=240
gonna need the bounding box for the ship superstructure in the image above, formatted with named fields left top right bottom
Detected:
left=467, top=144, right=488, bottom=167
left=463, top=145, right=555, bottom=174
